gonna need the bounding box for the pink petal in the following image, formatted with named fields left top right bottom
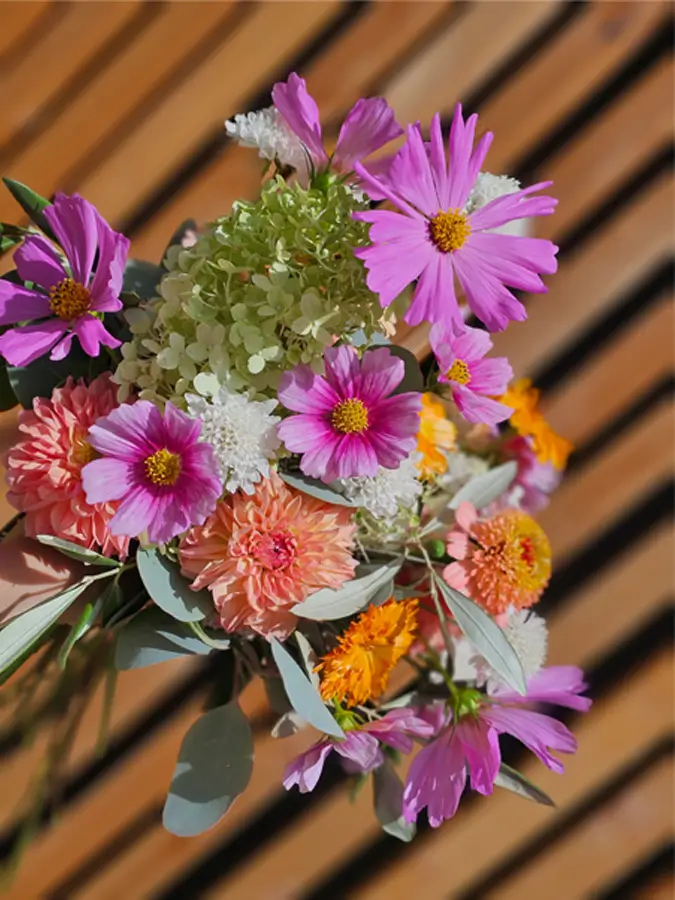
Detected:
left=109, top=484, right=160, bottom=539
left=452, top=324, right=492, bottom=363
left=73, top=316, right=121, bottom=357
left=333, top=731, right=382, bottom=772
left=89, top=211, right=129, bottom=308
left=15, top=234, right=67, bottom=289
left=355, top=230, right=433, bottom=308
left=468, top=231, right=558, bottom=292
left=333, top=97, right=402, bottom=171
left=0, top=280, right=52, bottom=326
left=404, top=250, right=460, bottom=328
left=457, top=717, right=500, bottom=796
left=353, top=159, right=426, bottom=222
left=403, top=730, right=467, bottom=826
left=469, top=181, right=557, bottom=231
left=323, top=344, right=361, bottom=398
left=452, top=246, right=527, bottom=332
left=82, top=457, right=135, bottom=503
left=455, top=500, right=477, bottom=531
left=446, top=529, right=469, bottom=560
left=481, top=706, right=577, bottom=774
left=467, top=356, right=513, bottom=395
left=277, top=414, right=335, bottom=454
left=442, top=560, right=470, bottom=593
left=0, top=319, right=66, bottom=366
left=386, top=121, right=440, bottom=217
left=50, top=331, right=75, bottom=361
left=44, top=193, right=98, bottom=285
left=88, top=401, right=157, bottom=459
left=272, top=73, right=327, bottom=167
left=453, top=382, right=513, bottom=426
left=283, top=741, right=333, bottom=793
left=428, top=113, right=449, bottom=209
left=278, top=365, right=339, bottom=413
left=358, top=347, right=404, bottom=404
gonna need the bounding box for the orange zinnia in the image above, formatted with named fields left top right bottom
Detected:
left=316, top=599, right=418, bottom=707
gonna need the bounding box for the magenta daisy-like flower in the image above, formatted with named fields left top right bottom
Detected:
left=0, top=193, right=129, bottom=367
left=271, top=73, right=402, bottom=177
left=403, top=666, right=591, bottom=827
left=277, top=345, right=422, bottom=483
left=430, top=322, right=513, bottom=426
left=353, top=105, right=559, bottom=333
left=81, top=401, right=221, bottom=545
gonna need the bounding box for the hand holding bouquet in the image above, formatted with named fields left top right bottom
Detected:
left=0, top=73, right=584, bottom=846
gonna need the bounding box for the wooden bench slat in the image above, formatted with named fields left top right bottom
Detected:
left=0, top=3, right=237, bottom=224
left=0, top=0, right=52, bottom=63
left=0, top=2, right=143, bottom=151
left=490, top=756, right=674, bottom=900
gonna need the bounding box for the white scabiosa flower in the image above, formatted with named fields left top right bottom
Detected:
left=338, top=453, right=423, bottom=519
left=466, top=172, right=529, bottom=237
left=186, top=386, right=281, bottom=495
left=225, top=107, right=307, bottom=173
left=500, top=608, right=548, bottom=679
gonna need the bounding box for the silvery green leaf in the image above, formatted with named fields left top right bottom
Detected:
left=448, top=461, right=518, bottom=511
left=495, top=763, right=555, bottom=807
left=35, top=534, right=121, bottom=568
left=0, top=580, right=89, bottom=675
left=278, top=469, right=356, bottom=508
left=270, top=637, right=344, bottom=739
left=115, top=606, right=212, bottom=670
left=370, top=578, right=395, bottom=606
left=434, top=574, right=526, bottom=695
left=294, top=631, right=320, bottom=688
left=136, top=547, right=211, bottom=622
left=271, top=710, right=307, bottom=738
left=373, top=763, right=416, bottom=842
left=291, top=562, right=401, bottom=621
left=379, top=345, right=425, bottom=396
left=163, top=702, right=254, bottom=836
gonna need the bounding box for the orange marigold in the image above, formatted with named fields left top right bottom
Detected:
left=316, top=598, right=418, bottom=707
left=444, top=502, right=551, bottom=615
left=416, top=393, right=457, bottom=479
left=499, top=379, right=573, bottom=471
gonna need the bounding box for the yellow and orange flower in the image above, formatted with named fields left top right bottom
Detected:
left=316, top=598, right=418, bottom=707
left=500, top=379, right=573, bottom=471
left=416, top=393, right=457, bottom=479
left=444, top=502, right=551, bottom=616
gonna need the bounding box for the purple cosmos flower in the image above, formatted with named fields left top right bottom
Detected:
left=277, top=345, right=422, bottom=483
left=430, top=322, right=513, bottom=426
left=81, top=400, right=221, bottom=545
left=283, top=709, right=434, bottom=794
left=0, top=193, right=129, bottom=366
left=403, top=666, right=591, bottom=827
left=353, top=105, right=559, bottom=333
left=272, top=73, right=402, bottom=177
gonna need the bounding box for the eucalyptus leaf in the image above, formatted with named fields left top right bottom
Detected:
left=123, top=259, right=164, bottom=300
left=294, top=631, right=320, bottom=687
left=278, top=469, right=356, bottom=508
left=448, top=461, right=518, bottom=511
left=2, top=178, right=55, bottom=240
left=494, top=763, right=555, bottom=807
left=0, top=363, right=16, bottom=411
left=7, top=339, right=111, bottom=409
left=434, top=574, right=526, bottom=695
left=163, top=702, right=254, bottom=837
left=35, top=534, right=121, bottom=568
left=115, top=606, right=211, bottom=670
left=291, top=562, right=401, bottom=621
left=377, top=345, right=425, bottom=396
left=271, top=710, right=307, bottom=739
left=373, top=763, right=416, bottom=842
left=270, top=637, right=344, bottom=739
left=0, top=580, right=89, bottom=675
left=136, top=547, right=211, bottom=622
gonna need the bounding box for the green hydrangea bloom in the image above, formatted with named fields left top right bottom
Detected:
left=115, top=176, right=394, bottom=403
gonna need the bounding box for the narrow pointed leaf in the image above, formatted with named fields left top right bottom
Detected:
left=448, top=461, right=518, bottom=511
left=163, top=702, right=254, bottom=836
left=494, top=763, right=555, bottom=807
left=2, top=178, right=55, bottom=240
left=291, top=562, right=401, bottom=621
left=35, top=534, right=121, bottom=567
left=270, top=637, right=344, bottom=739
left=434, top=574, right=526, bottom=695
left=278, top=469, right=356, bottom=507
left=373, top=763, right=416, bottom=842
left=136, top=547, right=211, bottom=622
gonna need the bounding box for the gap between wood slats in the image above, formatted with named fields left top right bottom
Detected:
left=0, top=2, right=143, bottom=153
left=127, top=0, right=456, bottom=262
left=0, top=1, right=57, bottom=72
left=68, top=1, right=343, bottom=229
left=597, top=844, right=675, bottom=900
left=0, top=3, right=240, bottom=224
left=480, top=754, right=674, bottom=900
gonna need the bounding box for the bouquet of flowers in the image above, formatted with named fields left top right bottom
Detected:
left=0, top=73, right=587, bottom=848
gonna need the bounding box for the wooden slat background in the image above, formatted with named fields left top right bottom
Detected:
left=0, top=2, right=673, bottom=898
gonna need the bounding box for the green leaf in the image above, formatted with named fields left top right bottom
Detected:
left=278, top=469, right=356, bottom=508
left=448, top=461, right=518, bottom=511
left=122, top=259, right=163, bottom=300
left=161, top=219, right=197, bottom=269
left=373, top=762, right=416, bottom=842
left=7, top=338, right=111, bottom=409
left=291, top=562, right=401, bottom=621
left=0, top=580, right=89, bottom=675
left=494, top=763, right=555, bottom=807
left=0, top=222, right=29, bottom=255
left=270, top=637, right=344, bottom=739
left=115, top=606, right=211, bottom=670
left=2, top=178, right=55, bottom=241
left=0, top=362, right=16, bottom=411
left=57, top=598, right=99, bottom=669
left=434, top=573, right=526, bottom=695
left=378, top=345, right=425, bottom=395
left=163, top=701, right=254, bottom=837
left=136, top=547, right=212, bottom=622
left=35, top=534, right=121, bottom=568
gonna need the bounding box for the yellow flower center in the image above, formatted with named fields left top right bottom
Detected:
left=70, top=438, right=97, bottom=467
left=447, top=358, right=471, bottom=385
left=49, top=278, right=92, bottom=320
left=331, top=398, right=369, bottom=434
left=144, top=448, right=181, bottom=486
left=429, top=209, right=471, bottom=253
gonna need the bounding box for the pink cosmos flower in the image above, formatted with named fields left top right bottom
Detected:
left=272, top=73, right=402, bottom=178
left=277, top=345, right=422, bottom=483
left=403, top=666, right=591, bottom=826
left=4, top=374, right=128, bottom=558
left=81, top=401, right=221, bottom=545
left=0, top=193, right=128, bottom=366
left=353, top=106, right=558, bottom=332
left=430, top=322, right=513, bottom=425
left=284, top=708, right=435, bottom=793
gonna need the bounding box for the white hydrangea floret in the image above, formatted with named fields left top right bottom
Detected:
left=338, top=453, right=423, bottom=519
left=466, top=171, right=529, bottom=237
left=225, top=107, right=306, bottom=172
left=187, top=385, right=281, bottom=495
